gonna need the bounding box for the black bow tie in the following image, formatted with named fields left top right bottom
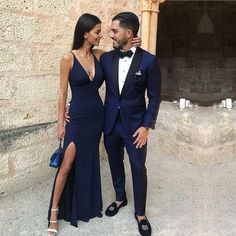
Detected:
left=118, top=50, right=133, bottom=59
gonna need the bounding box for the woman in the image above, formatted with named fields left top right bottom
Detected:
left=47, top=13, right=140, bottom=235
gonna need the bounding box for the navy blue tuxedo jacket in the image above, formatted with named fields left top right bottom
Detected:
left=100, top=47, right=161, bottom=136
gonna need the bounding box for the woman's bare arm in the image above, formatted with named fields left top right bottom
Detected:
left=57, top=53, right=72, bottom=126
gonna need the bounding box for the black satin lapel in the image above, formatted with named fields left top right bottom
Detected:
left=111, top=50, right=119, bottom=96
left=120, top=47, right=143, bottom=97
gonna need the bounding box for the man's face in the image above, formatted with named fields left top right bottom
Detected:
left=110, top=20, right=128, bottom=50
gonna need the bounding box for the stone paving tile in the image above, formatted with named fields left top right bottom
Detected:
left=0, top=155, right=236, bottom=236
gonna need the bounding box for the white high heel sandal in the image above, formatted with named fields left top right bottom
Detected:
left=47, top=208, right=59, bottom=236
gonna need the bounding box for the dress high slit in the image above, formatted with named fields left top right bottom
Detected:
left=48, top=52, right=104, bottom=227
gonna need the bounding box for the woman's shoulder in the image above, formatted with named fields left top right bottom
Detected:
left=62, top=51, right=74, bottom=62
left=61, top=52, right=74, bottom=69
left=92, top=49, right=106, bottom=61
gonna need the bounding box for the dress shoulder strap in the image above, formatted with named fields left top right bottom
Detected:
left=70, top=51, right=75, bottom=57
left=69, top=51, right=75, bottom=68
left=91, top=51, right=99, bottom=64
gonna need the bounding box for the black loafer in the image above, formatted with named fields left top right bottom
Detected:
left=105, top=199, right=127, bottom=217
left=134, top=214, right=152, bottom=236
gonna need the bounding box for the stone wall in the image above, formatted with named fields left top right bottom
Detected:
left=1, top=0, right=235, bottom=198
left=0, top=0, right=141, bottom=196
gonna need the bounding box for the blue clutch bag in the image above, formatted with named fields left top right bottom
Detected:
left=49, top=141, right=63, bottom=168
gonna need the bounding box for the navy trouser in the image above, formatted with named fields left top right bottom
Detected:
left=104, top=119, right=147, bottom=216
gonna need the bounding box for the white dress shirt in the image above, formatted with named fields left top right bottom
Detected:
left=118, top=47, right=136, bottom=94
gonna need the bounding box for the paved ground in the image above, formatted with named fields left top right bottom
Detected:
left=0, top=153, right=236, bottom=236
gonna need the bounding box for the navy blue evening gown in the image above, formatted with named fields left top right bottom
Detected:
left=48, top=52, right=104, bottom=227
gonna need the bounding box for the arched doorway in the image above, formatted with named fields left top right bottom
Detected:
left=156, top=1, right=236, bottom=106
left=141, top=0, right=236, bottom=106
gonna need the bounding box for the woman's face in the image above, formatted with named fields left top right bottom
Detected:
left=85, top=23, right=102, bottom=46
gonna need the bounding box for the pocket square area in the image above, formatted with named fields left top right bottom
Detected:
left=135, top=70, right=142, bottom=76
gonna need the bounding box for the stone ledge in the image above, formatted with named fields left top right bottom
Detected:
left=0, top=123, right=57, bottom=195
left=0, top=122, right=56, bottom=153
left=153, top=102, right=236, bottom=165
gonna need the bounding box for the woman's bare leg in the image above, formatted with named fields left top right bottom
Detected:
left=48, top=142, right=76, bottom=234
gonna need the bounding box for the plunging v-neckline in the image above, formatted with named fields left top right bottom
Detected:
left=72, top=52, right=96, bottom=82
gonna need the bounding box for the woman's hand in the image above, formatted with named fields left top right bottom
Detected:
left=57, top=125, right=65, bottom=140
left=65, top=103, right=70, bottom=123
left=132, top=36, right=142, bottom=48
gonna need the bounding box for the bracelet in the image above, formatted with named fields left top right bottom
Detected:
left=57, top=121, right=64, bottom=126
left=57, top=123, right=64, bottom=127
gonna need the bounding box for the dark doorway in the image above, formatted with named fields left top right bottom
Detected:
left=157, top=1, right=236, bottom=106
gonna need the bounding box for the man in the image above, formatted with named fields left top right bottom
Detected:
left=100, top=12, right=161, bottom=236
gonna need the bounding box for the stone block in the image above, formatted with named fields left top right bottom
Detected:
left=33, top=0, right=78, bottom=16
left=0, top=102, right=57, bottom=130
left=32, top=16, right=73, bottom=44
left=0, top=42, right=68, bottom=73
left=225, top=58, right=236, bottom=68
left=0, top=0, right=33, bottom=13
left=13, top=74, right=59, bottom=103
left=0, top=154, right=9, bottom=176
left=14, top=125, right=57, bottom=152
left=0, top=123, right=57, bottom=153
left=0, top=12, right=74, bottom=44
left=0, top=137, right=57, bottom=195
left=34, top=45, right=68, bottom=72
left=11, top=141, right=54, bottom=172
left=0, top=12, right=34, bottom=42
left=0, top=42, right=37, bottom=72
left=0, top=163, right=55, bottom=196
left=0, top=75, right=13, bottom=100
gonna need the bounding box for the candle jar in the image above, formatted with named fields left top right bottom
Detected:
left=179, top=98, right=186, bottom=109
left=226, top=98, right=232, bottom=109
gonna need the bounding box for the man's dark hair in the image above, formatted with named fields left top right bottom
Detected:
left=112, top=12, right=139, bottom=37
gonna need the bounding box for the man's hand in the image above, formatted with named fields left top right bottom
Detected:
left=133, top=127, right=149, bottom=149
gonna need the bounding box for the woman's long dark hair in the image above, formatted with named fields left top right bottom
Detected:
left=72, top=13, right=101, bottom=50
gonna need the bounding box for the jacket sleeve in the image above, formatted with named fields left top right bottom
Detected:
left=142, top=56, right=161, bottom=129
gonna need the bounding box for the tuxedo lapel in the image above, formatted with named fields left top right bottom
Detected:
left=111, top=50, right=119, bottom=96
left=120, top=47, right=143, bottom=97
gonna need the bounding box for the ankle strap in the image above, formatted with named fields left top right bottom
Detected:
left=47, top=228, right=58, bottom=233
left=51, top=208, right=58, bottom=212
left=50, top=220, right=58, bottom=223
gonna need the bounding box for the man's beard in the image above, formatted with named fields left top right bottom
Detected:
left=113, top=38, right=128, bottom=50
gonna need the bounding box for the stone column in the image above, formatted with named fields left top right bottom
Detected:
left=141, top=0, right=152, bottom=51
left=141, top=0, right=165, bottom=54
left=148, top=1, right=159, bottom=54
